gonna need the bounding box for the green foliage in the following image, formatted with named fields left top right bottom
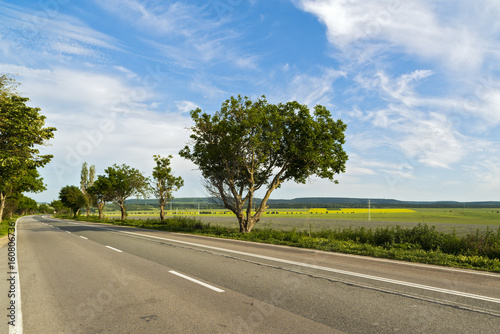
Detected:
left=102, top=164, right=150, bottom=221
left=15, top=195, right=38, bottom=215
left=0, top=74, right=55, bottom=222
left=180, top=95, right=348, bottom=232
left=88, top=175, right=113, bottom=219
left=59, top=185, right=86, bottom=218
left=50, top=200, right=69, bottom=214
left=0, top=74, right=18, bottom=98
left=0, top=217, right=15, bottom=237
left=152, top=155, right=184, bottom=221
left=38, top=203, right=51, bottom=214
left=0, top=94, right=56, bottom=171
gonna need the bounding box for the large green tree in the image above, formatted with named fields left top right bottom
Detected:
left=104, top=164, right=150, bottom=221
left=151, top=155, right=184, bottom=221
left=80, top=162, right=96, bottom=217
left=88, top=175, right=113, bottom=220
left=0, top=75, right=56, bottom=221
left=59, top=185, right=86, bottom=218
left=15, top=195, right=38, bottom=216
left=180, top=95, right=348, bottom=233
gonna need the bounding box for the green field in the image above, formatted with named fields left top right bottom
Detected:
left=97, top=207, right=500, bottom=236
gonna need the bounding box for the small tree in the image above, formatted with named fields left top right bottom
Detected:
left=59, top=186, right=86, bottom=218
left=104, top=164, right=150, bottom=221
left=180, top=95, right=348, bottom=233
left=50, top=200, right=68, bottom=214
left=88, top=175, right=113, bottom=220
left=38, top=203, right=51, bottom=214
left=80, top=162, right=96, bottom=217
left=151, top=155, right=184, bottom=221
left=0, top=168, right=46, bottom=221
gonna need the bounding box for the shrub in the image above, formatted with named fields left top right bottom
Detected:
left=61, top=214, right=500, bottom=272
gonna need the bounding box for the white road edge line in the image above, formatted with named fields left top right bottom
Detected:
left=60, top=220, right=495, bottom=277
left=9, top=218, right=23, bottom=334
left=105, top=246, right=123, bottom=253
left=169, top=270, right=224, bottom=293
left=61, top=220, right=500, bottom=304
left=79, top=236, right=88, bottom=240
left=66, top=231, right=71, bottom=233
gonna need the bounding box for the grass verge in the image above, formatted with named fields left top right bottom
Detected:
left=0, top=217, right=16, bottom=237
left=61, top=215, right=500, bottom=273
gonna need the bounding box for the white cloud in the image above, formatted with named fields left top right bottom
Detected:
left=283, top=68, right=345, bottom=106
left=0, top=65, right=154, bottom=119
left=0, top=63, right=193, bottom=201
left=463, top=85, right=500, bottom=127
left=295, top=0, right=498, bottom=72
left=351, top=70, right=470, bottom=168
left=96, top=1, right=259, bottom=71
left=0, top=2, right=120, bottom=59
left=469, top=157, right=500, bottom=192
left=176, top=100, right=199, bottom=113
left=398, top=113, right=465, bottom=168
left=113, top=66, right=137, bottom=79
left=95, top=0, right=208, bottom=37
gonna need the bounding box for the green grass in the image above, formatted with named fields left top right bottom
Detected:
left=0, top=217, right=16, bottom=237
left=101, top=207, right=500, bottom=223
left=97, top=207, right=500, bottom=238
left=63, top=214, right=500, bottom=273
left=0, top=221, right=10, bottom=237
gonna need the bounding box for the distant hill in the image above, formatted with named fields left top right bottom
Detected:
left=125, top=197, right=500, bottom=208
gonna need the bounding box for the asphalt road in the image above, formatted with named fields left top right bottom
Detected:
left=2, top=215, right=499, bottom=333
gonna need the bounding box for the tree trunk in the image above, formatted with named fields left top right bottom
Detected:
left=97, top=202, right=104, bottom=220
left=0, top=192, right=5, bottom=223
left=120, top=204, right=126, bottom=221
left=238, top=215, right=257, bottom=233
left=159, top=206, right=165, bottom=222
left=158, top=197, right=166, bottom=222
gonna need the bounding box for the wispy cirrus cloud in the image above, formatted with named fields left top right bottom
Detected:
left=0, top=1, right=121, bottom=65
left=93, top=0, right=213, bottom=37
left=0, top=2, right=120, bottom=48
left=95, top=0, right=257, bottom=71
left=294, top=0, right=499, bottom=72
left=287, top=68, right=346, bottom=106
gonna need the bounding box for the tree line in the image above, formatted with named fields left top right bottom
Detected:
left=58, top=156, right=184, bottom=222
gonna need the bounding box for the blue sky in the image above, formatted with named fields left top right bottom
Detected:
left=1, top=0, right=499, bottom=203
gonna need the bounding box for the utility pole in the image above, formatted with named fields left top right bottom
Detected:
left=368, top=199, right=371, bottom=221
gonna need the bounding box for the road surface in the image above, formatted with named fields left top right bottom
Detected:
left=2, top=215, right=499, bottom=333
